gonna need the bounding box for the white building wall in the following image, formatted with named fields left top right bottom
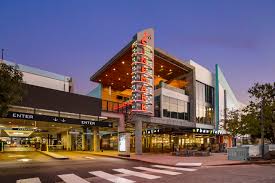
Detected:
left=22, top=71, right=70, bottom=92
left=3, top=60, right=72, bottom=92
left=188, top=60, right=215, bottom=87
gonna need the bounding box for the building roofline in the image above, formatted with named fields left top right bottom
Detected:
left=154, top=48, right=195, bottom=71
left=90, top=44, right=195, bottom=82
left=3, top=60, right=72, bottom=82
left=90, top=40, right=134, bottom=81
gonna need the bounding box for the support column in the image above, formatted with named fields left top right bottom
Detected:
left=118, top=115, right=125, bottom=133
left=82, top=127, right=87, bottom=151
left=66, top=130, right=71, bottom=151
left=93, top=127, right=100, bottom=152
left=135, top=120, right=142, bottom=155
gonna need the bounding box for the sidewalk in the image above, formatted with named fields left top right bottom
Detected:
left=79, top=150, right=275, bottom=167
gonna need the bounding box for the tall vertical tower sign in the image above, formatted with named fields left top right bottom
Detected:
left=131, top=28, right=154, bottom=116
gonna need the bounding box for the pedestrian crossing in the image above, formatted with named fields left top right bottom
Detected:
left=58, top=174, right=90, bottom=183
left=16, top=164, right=198, bottom=183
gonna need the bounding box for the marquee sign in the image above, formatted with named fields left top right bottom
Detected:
left=6, top=112, right=113, bottom=128
left=131, top=28, right=154, bottom=115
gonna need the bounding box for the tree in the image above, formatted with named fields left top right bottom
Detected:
left=224, top=109, right=244, bottom=137
left=225, top=82, right=275, bottom=144
left=0, top=62, right=24, bottom=117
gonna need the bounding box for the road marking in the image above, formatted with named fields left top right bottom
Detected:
left=58, top=174, right=90, bottom=183
left=84, top=156, right=95, bottom=159
left=89, top=171, right=135, bottom=183
left=133, top=167, right=182, bottom=175
left=16, top=177, right=41, bottom=183
left=113, top=168, right=161, bottom=179
left=17, top=158, right=32, bottom=162
left=176, top=162, right=202, bottom=167
left=151, top=165, right=197, bottom=171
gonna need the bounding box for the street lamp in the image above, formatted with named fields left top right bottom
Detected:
left=272, top=90, right=275, bottom=121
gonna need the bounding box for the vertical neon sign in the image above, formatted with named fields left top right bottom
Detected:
left=131, top=29, right=154, bottom=115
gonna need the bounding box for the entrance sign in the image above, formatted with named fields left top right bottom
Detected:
left=131, top=28, right=154, bottom=115
left=6, top=112, right=113, bottom=127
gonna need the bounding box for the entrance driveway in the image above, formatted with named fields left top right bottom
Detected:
left=0, top=151, right=53, bottom=165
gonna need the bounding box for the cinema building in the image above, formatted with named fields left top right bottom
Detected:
left=89, top=28, right=243, bottom=154
left=0, top=28, right=242, bottom=154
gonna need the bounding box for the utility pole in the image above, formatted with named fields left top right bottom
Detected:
left=261, top=99, right=265, bottom=159
left=1, top=49, right=4, bottom=60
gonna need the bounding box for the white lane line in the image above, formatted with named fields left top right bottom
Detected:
left=84, top=156, right=95, bottom=159
left=58, top=174, right=90, bottom=183
left=151, top=165, right=197, bottom=172
left=16, top=177, right=41, bottom=183
left=133, top=167, right=181, bottom=175
left=176, top=163, right=202, bottom=167
left=113, top=168, right=161, bottom=179
left=89, top=171, right=135, bottom=183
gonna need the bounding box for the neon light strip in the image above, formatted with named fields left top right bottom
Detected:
left=131, top=62, right=153, bottom=69
left=132, top=109, right=153, bottom=113
left=131, top=81, right=153, bottom=87
left=132, top=90, right=153, bottom=95
left=131, top=72, right=153, bottom=79
left=132, top=43, right=154, bottom=52
left=132, top=99, right=153, bottom=102
left=131, top=53, right=154, bottom=60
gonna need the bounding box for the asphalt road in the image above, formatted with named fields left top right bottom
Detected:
left=0, top=152, right=275, bottom=183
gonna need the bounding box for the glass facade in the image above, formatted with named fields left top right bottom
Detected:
left=162, top=95, right=190, bottom=120
left=196, top=81, right=215, bottom=124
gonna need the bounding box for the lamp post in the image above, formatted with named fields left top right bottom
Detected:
left=0, top=49, right=4, bottom=63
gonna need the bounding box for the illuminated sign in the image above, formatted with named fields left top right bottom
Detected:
left=119, top=133, right=126, bottom=152
left=131, top=29, right=154, bottom=115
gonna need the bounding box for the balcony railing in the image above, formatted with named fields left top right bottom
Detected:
left=155, top=82, right=187, bottom=95
left=102, top=100, right=131, bottom=113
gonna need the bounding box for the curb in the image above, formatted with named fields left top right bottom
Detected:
left=38, top=151, right=69, bottom=160
left=76, top=151, right=275, bottom=167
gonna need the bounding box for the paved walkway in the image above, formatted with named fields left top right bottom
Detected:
left=78, top=150, right=247, bottom=166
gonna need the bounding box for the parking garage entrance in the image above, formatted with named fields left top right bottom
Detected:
left=0, top=111, right=117, bottom=152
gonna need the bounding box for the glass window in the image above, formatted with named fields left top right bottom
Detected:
left=178, top=100, right=184, bottom=120
left=154, top=96, right=161, bottom=117
left=170, top=98, right=178, bottom=119
left=162, top=95, right=170, bottom=117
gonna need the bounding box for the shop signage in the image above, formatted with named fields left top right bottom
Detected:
left=6, top=112, right=112, bottom=128
left=192, top=128, right=223, bottom=135
left=131, top=28, right=154, bottom=115
left=143, top=128, right=160, bottom=135
left=1, top=127, right=48, bottom=132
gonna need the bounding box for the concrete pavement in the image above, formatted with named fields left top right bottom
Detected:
left=76, top=150, right=261, bottom=166
left=0, top=154, right=274, bottom=183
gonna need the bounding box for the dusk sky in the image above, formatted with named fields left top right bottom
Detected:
left=1, top=0, right=275, bottom=104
